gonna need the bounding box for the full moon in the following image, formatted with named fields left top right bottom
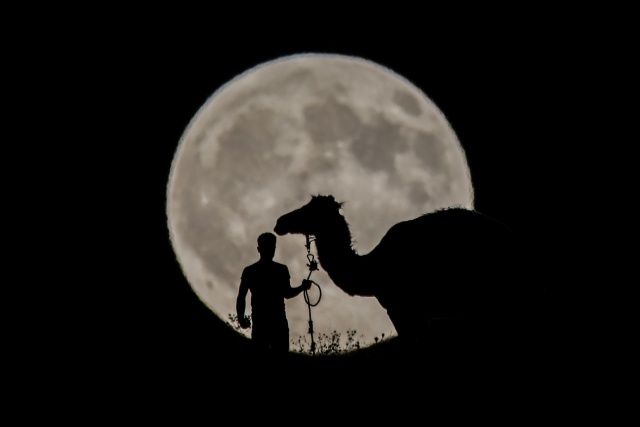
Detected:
left=166, top=53, right=474, bottom=349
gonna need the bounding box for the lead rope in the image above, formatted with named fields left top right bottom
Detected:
left=303, top=234, right=321, bottom=355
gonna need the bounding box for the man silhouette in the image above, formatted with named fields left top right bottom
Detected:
left=236, top=232, right=311, bottom=356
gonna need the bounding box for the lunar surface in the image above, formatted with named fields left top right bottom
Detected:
left=167, top=53, right=474, bottom=349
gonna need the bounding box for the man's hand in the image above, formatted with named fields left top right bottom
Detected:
left=238, top=315, right=251, bottom=329
left=302, top=279, right=313, bottom=291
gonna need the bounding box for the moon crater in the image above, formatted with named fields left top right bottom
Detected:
left=393, top=89, right=422, bottom=116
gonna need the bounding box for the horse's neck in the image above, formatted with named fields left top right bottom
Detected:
left=314, top=215, right=373, bottom=297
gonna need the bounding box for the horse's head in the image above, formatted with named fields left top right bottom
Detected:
left=274, top=194, right=343, bottom=237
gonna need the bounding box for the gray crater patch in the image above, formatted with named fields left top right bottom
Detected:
left=408, top=181, right=431, bottom=205
left=414, top=130, right=448, bottom=171
left=176, top=204, right=244, bottom=281
left=393, top=89, right=422, bottom=116
left=303, top=97, right=363, bottom=145
left=301, top=156, right=338, bottom=177
left=351, top=114, right=408, bottom=173
left=215, top=106, right=292, bottom=190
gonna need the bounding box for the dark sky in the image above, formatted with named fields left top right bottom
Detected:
left=56, top=22, right=618, bottom=401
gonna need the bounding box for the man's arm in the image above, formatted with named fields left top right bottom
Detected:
left=236, top=277, right=251, bottom=328
left=284, top=278, right=312, bottom=299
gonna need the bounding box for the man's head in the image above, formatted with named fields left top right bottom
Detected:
left=257, top=232, right=276, bottom=260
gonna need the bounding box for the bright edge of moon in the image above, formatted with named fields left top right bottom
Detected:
left=166, top=53, right=474, bottom=350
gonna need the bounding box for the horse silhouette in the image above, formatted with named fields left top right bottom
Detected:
left=274, top=194, right=537, bottom=347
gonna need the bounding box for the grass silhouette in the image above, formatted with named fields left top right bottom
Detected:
left=228, top=313, right=393, bottom=356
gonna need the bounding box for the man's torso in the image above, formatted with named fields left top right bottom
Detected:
left=242, top=260, right=290, bottom=317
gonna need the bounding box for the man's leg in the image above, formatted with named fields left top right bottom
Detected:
left=272, top=319, right=290, bottom=355
left=251, top=321, right=270, bottom=356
